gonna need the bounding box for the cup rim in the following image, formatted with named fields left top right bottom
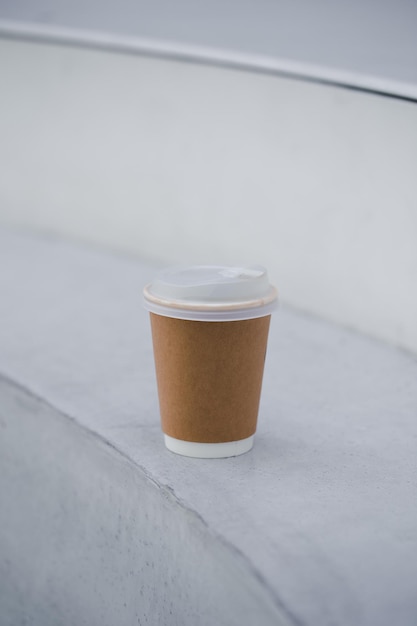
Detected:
left=143, top=284, right=278, bottom=321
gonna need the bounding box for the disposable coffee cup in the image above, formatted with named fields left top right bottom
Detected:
left=143, top=265, right=278, bottom=458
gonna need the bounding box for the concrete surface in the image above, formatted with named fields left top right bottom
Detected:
left=0, top=226, right=417, bottom=625
left=1, top=37, right=417, bottom=354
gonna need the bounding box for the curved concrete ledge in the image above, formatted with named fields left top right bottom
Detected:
left=1, top=19, right=416, bottom=101
left=1, top=0, right=417, bottom=100
left=1, top=36, right=416, bottom=353
left=1, top=227, right=417, bottom=625
left=0, top=378, right=288, bottom=626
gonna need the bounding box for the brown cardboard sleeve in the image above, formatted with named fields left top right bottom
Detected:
left=150, top=313, right=271, bottom=443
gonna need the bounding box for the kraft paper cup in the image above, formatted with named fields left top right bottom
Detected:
left=143, top=266, right=278, bottom=458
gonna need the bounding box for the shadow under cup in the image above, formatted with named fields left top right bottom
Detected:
left=144, top=265, right=278, bottom=458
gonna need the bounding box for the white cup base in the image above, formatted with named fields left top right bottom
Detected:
left=164, top=434, right=254, bottom=458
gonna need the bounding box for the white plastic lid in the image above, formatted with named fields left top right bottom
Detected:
left=143, top=265, right=278, bottom=321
